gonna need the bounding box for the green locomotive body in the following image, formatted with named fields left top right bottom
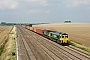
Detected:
left=43, top=30, right=69, bottom=44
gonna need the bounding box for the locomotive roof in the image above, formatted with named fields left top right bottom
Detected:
left=43, top=29, right=56, bottom=32
left=49, top=32, right=62, bottom=34
left=43, top=29, right=68, bottom=35
left=49, top=31, right=68, bottom=35
left=62, top=33, right=68, bottom=35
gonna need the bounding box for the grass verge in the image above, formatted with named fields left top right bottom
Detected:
left=0, top=26, right=16, bottom=60
left=68, top=40, right=90, bottom=53
left=9, top=31, right=14, bottom=34
left=6, top=37, right=16, bottom=60
left=5, top=26, right=16, bottom=60
left=0, top=45, right=5, bottom=55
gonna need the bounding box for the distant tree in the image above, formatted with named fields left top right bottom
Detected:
left=29, top=24, right=32, bottom=27
left=1, top=22, right=6, bottom=25
left=64, top=20, right=71, bottom=23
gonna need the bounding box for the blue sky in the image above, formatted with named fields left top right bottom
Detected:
left=0, top=0, right=90, bottom=23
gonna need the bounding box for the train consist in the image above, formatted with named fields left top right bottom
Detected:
left=22, top=25, right=69, bottom=45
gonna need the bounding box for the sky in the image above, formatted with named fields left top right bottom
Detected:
left=0, top=0, right=90, bottom=23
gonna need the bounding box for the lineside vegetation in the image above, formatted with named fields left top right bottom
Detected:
left=0, top=26, right=16, bottom=60
left=69, top=40, right=90, bottom=53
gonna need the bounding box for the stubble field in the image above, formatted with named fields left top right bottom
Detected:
left=0, top=26, right=12, bottom=46
left=33, top=23, right=90, bottom=47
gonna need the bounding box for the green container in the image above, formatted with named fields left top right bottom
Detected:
left=49, top=32, right=62, bottom=40
left=43, top=30, right=56, bottom=36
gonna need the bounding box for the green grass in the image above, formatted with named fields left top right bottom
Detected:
left=6, top=26, right=16, bottom=60
left=3, top=36, right=16, bottom=60
left=68, top=40, right=90, bottom=53
left=0, top=45, right=5, bottom=55
left=7, top=56, right=16, bottom=60
left=6, top=37, right=16, bottom=60
left=9, top=31, right=14, bottom=34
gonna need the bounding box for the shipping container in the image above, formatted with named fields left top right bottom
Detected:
left=23, top=26, right=26, bottom=28
left=30, top=27, right=33, bottom=31
left=26, top=26, right=30, bottom=29
left=33, top=28, right=37, bottom=32
left=29, top=27, right=31, bottom=30
left=36, top=28, right=43, bottom=35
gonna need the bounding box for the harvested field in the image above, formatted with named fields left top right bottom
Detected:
left=33, top=23, right=90, bottom=47
left=0, top=26, right=16, bottom=60
left=0, top=26, right=13, bottom=46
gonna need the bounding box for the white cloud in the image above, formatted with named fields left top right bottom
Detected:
left=57, top=3, right=60, bottom=6
left=64, top=0, right=90, bottom=7
left=14, top=12, right=20, bottom=14
left=0, top=0, right=18, bottom=10
left=27, top=9, right=50, bottom=13
left=86, top=7, right=90, bottom=10
left=46, top=10, right=50, bottom=13
left=28, top=9, right=42, bottom=13
left=25, top=0, right=49, bottom=6
left=26, top=0, right=45, bottom=2
left=26, top=0, right=42, bottom=2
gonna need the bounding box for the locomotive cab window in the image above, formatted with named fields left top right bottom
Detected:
left=62, top=36, right=64, bottom=38
left=65, top=36, right=68, bottom=38
left=50, top=33, right=52, bottom=36
left=57, top=35, right=59, bottom=39
left=60, top=36, right=61, bottom=38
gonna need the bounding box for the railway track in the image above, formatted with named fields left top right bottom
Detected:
left=27, top=28, right=90, bottom=60
left=34, top=32, right=90, bottom=60
left=17, top=26, right=68, bottom=60
left=65, top=46, right=90, bottom=59
left=17, top=26, right=90, bottom=60
left=28, top=30, right=87, bottom=60
left=18, top=26, right=59, bottom=60
left=17, top=26, right=35, bottom=60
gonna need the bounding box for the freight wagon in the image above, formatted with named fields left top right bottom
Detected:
left=30, top=27, right=33, bottom=31
left=23, top=25, right=26, bottom=28
left=26, top=26, right=30, bottom=30
left=36, top=28, right=43, bottom=35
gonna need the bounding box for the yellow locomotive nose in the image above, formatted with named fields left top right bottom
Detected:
left=63, top=38, right=68, bottom=43
left=60, top=35, right=69, bottom=43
